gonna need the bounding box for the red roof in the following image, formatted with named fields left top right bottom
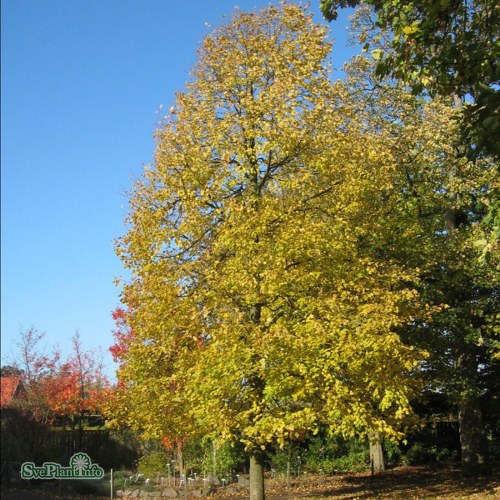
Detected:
left=1, top=376, right=23, bottom=407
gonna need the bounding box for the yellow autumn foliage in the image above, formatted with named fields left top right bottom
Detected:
left=110, top=3, right=431, bottom=452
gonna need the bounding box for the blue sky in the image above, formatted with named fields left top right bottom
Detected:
left=1, top=0, right=356, bottom=378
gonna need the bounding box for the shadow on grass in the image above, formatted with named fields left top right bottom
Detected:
left=260, top=464, right=500, bottom=499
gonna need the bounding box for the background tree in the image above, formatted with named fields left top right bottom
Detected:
left=342, top=43, right=499, bottom=474
left=111, top=4, right=431, bottom=499
left=0, top=366, right=23, bottom=377
left=14, top=328, right=60, bottom=425
left=109, top=307, right=133, bottom=366
left=321, top=0, right=499, bottom=158
left=1, top=328, right=110, bottom=462
left=1, top=328, right=59, bottom=462
left=43, top=332, right=109, bottom=448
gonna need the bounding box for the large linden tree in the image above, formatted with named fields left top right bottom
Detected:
left=110, top=4, right=426, bottom=498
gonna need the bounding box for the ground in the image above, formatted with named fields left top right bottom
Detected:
left=1, top=465, right=499, bottom=499
left=215, top=465, right=500, bottom=498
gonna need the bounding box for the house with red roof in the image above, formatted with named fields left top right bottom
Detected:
left=0, top=376, right=25, bottom=408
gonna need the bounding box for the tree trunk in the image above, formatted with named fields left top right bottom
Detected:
left=368, top=432, right=385, bottom=474
left=78, top=411, right=84, bottom=451
left=457, top=342, right=489, bottom=476
left=177, top=442, right=183, bottom=482
left=212, top=439, right=217, bottom=477
left=458, top=398, right=489, bottom=475
left=249, top=450, right=265, bottom=500
left=443, top=158, right=490, bottom=476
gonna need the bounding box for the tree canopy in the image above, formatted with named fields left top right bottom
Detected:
left=320, top=0, right=500, bottom=160
left=109, top=4, right=436, bottom=497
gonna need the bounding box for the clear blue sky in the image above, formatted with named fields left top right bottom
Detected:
left=1, top=0, right=356, bottom=378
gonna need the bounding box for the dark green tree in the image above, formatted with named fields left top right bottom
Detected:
left=342, top=49, right=499, bottom=475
